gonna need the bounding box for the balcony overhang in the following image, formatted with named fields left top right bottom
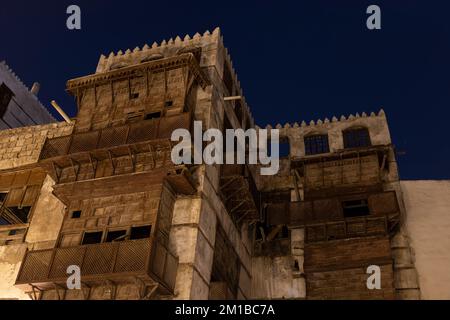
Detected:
left=15, top=238, right=177, bottom=296
left=66, top=53, right=210, bottom=95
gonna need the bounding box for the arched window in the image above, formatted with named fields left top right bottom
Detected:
left=343, top=127, right=371, bottom=149
left=304, top=134, right=330, bottom=155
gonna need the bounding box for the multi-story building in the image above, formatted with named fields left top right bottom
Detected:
left=0, top=61, right=55, bottom=129
left=0, top=28, right=448, bottom=300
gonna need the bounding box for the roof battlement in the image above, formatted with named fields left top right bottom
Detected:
left=259, top=109, right=386, bottom=130
left=94, top=27, right=256, bottom=130
left=96, top=27, right=222, bottom=73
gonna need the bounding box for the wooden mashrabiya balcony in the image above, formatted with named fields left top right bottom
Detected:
left=38, top=112, right=196, bottom=200
left=15, top=235, right=177, bottom=295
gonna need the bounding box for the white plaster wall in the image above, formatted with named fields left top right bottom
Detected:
left=401, top=180, right=450, bottom=299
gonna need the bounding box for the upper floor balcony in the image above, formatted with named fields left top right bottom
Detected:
left=37, top=112, right=196, bottom=201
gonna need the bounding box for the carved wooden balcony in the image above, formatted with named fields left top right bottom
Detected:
left=39, top=112, right=190, bottom=162
left=15, top=236, right=177, bottom=295
left=220, top=164, right=260, bottom=223
left=38, top=113, right=196, bottom=198
left=265, top=190, right=400, bottom=242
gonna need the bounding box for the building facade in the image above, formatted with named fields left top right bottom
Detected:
left=0, top=28, right=448, bottom=300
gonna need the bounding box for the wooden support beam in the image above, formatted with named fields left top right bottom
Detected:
left=107, top=150, right=116, bottom=173
left=143, top=284, right=159, bottom=300
left=69, top=157, right=80, bottom=181
left=88, top=153, right=97, bottom=177
left=230, top=200, right=247, bottom=214
left=220, top=176, right=238, bottom=191
left=259, top=226, right=266, bottom=242
left=266, top=225, right=283, bottom=242
left=224, top=186, right=246, bottom=203
left=236, top=210, right=251, bottom=224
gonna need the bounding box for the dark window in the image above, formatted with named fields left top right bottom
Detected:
left=105, top=230, right=127, bottom=242
left=342, top=199, right=370, bottom=218
left=304, top=134, right=330, bottom=155
left=82, top=231, right=103, bottom=245
left=343, top=128, right=371, bottom=149
left=71, top=210, right=81, bottom=219
left=164, top=100, right=173, bottom=107
left=144, top=111, right=161, bottom=120
left=277, top=225, right=289, bottom=239
left=131, top=92, right=139, bottom=99
left=0, top=192, right=7, bottom=203
left=0, top=83, right=14, bottom=117
left=4, top=206, right=31, bottom=223
left=268, top=137, right=290, bottom=158
left=130, top=225, right=151, bottom=239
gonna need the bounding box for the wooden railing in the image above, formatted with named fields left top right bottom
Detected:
left=304, top=214, right=398, bottom=243
left=39, top=112, right=191, bottom=161
left=16, top=238, right=178, bottom=293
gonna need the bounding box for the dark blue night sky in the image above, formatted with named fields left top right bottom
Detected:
left=1, top=0, right=450, bottom=179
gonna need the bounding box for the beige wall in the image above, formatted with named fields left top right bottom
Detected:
left=401, top=180, right=450, bottom=299
left=0, top=244, right=29, bottom=300
left=0, top=121, right=73, bottom=170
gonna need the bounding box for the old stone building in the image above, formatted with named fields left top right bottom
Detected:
left=0, top=28, right=448, bottom=300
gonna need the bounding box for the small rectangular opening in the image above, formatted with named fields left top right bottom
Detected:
left=71, top=210, right=81, bottom=219
left=165, top=100, right=173, bottom=107
left=130, top=225, right=151, bottom=240
left=342, top=199, right=370, bottom=217
left=144, top=111, right=161, bottom=120
left=82, top=231, right=103, bottom=245
left=105, top=230, right=127, bottom=242
left=131, top=92, right=139, bottom=99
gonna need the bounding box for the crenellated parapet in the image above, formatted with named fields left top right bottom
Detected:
left=257, top=109, right=391, bottom=157
left=94, top=28, right=255, bottom=130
